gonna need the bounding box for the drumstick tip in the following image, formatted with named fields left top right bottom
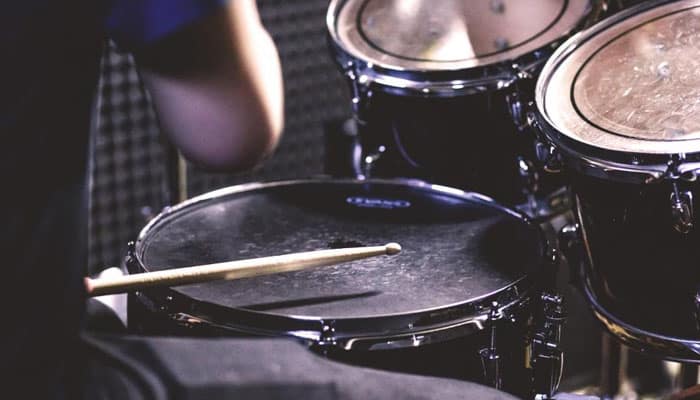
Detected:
left=385, top=242, right=401, bottom=255
left=84, top=277, right=93, bottom=295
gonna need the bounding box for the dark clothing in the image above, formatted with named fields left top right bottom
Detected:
left=1, top=1, right=224, bottom=398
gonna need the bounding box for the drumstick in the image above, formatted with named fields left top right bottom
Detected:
left=85, top=242, right=402, bottom=297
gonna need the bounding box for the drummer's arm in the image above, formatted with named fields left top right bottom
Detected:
left=132, top=0, right=284, bottom=171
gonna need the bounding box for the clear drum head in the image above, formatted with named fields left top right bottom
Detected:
left=329, top=0, right=594, bottom=92
left=538, top=0, right=700, bottom=158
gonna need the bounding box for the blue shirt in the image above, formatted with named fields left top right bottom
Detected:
left=1, top=1, right=225, bottom=398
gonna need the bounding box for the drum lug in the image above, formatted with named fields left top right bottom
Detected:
left=558, top=224, right=581, bottom=254
left=531, top=292, right=566, bottom=399
left=318, top=320, right=337, bottom=347
left=124, top=241, right=139, bottom=273
left=534, top=141, right=563, bottom=174
left=343, top=61, right=372, bottom=125
left=480, top=302, right=503, bottom=389
left=670, top=185, right=693, bottom=234
left=506, top=91, right=529, bottom=132
left=558, top=223, right=584, bottom=287
left=359, top=145, right=386, bottom=180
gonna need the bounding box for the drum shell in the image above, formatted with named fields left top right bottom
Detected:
left=570, top=174, right=700, bottom=311
left=574, top=174, right=700, bottom=282
left=353, top=85, right=557, bottom=206
left=558, top=170, right=700, bottom=360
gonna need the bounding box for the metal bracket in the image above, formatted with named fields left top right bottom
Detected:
left=670, top=183, right=693, bottom=234
left=480, top=301, right=503, bottom=389
left=531, top=292, right=566, bottom=399
left=318, top=319, right=337, bottom=347
left=359, top=145, right=386, bottom=180
left=534, top=139, right=563, bottom=174
left=343, top=61, right=373, bottom=124
left=506, top=91, right=529, bottom=132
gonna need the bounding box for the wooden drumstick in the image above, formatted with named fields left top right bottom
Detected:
left=85, top=243, right=402, bottom=297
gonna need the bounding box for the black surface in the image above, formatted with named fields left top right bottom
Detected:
left=574, top=175, right=700, bottom=340
left=138, top=180, right=543, bottom=319
left=84, top=334, right=518, bottom=400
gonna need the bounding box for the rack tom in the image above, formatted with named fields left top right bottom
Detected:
left=534, top=0, right=700, bottom=363
left=326, top=0, right=604, bottom=215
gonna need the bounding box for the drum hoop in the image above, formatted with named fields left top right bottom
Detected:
left=131, top=178, right=546, bottom=348
left=582, top=274, right=700, bottom=363
left=535, top=0, right=700, bottom=179
left=327, top=0, right=603, bottom=97
left=534, top=110, right=700, bottom=183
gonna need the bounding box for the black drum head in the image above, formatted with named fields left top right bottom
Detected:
left=135, top=180, right=544, bottom=322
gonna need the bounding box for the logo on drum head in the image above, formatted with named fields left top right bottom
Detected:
left=346, top=196, right=411, bottom=209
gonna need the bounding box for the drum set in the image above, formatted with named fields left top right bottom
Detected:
left=112, top=0, right=700, bottom=399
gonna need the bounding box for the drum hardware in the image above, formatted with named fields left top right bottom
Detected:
left=531, top=292, right=567, bottom=400
left=506, top=91, right=530, bottom=133
left=670, top=184, right=693, bottom=234
left=360, top=145, right=386, bottom=180
left=517, top=156, right=541, bottom=217
left=342, top=60, right=373, bottom=125
left=557, top=223, right=583, bottom=286
left=480, top=301, right=504, bottom=389
left=319, top=320, right=337, bottom=347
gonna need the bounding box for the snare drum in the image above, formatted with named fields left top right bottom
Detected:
left=126, top=179, right=563, bottom=398
left=534, top=0, right=700, bottom=362
left=326, top=0, right=604, bottom=214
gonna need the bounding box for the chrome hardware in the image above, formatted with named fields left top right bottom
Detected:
left=531, top=292, right=566, bottom=399
left=518, top=156, right=540, bottom=216
left=558, top=223, right=584, bottom=288
left=480, top=301, right=503, bottom=389
left=319, top=320, right=337, bottom=347
left=360, top=146, right=386, bottom=180
left=506, top=92, right=529, bottom=132
left=670, top=184, right=693, bottom=234
left=534, top=141, right=563, bottom=174
left=558, top=223, right=581, bottom=255
left=344, top=61, right=373, bottom=124
left=518, top=157, right=540, bottom=195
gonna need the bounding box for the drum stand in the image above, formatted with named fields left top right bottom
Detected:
left=531, top=292, right=567, bottom=399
